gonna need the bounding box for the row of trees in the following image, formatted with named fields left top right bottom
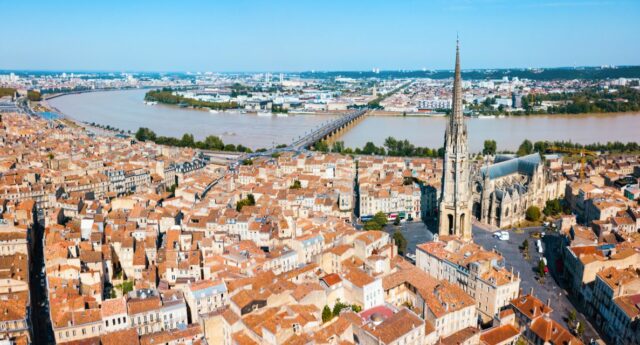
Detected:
left=315, top=137, right=444, bottom=158
left=135, top=127, right=252, bottom=153
left=525, top=199, right=570, bottom=222
left=483, top=138, right=640, bottom=158
left=88, top=122, right=130, bottom=134
left=145, top=88, right=238, bottom=110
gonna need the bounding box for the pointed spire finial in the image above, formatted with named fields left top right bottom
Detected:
left=451, top=36, right=463, bottom=125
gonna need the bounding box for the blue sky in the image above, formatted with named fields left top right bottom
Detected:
left=1, top=0, right=638, bottom=72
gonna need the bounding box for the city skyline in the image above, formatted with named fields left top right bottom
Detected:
left=2, top=0, right=639, bottom=72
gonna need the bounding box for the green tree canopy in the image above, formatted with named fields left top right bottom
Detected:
left=322, top=305, right=332, bottom=323
left=543, top=199, right=562, bottom=216
left=517, top=139, right=534, bottom=156
left=526, top=206, right=541, bottom=221
left=393, top=230, right=408, bottom=255
left=203, top=135, right=225, bottom=150
left=483, top=140, right=497, bottom=155
left=236, top=194, right=256, bottom=212
left=314, top=141, right=329, bottom=153
left=135, top=127, right=157, bottom=142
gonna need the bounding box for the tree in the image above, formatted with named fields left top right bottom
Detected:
left=322, top=305, right=332, bottom=323
left=543, top=199, right=562, bottom=216
left=526, top=206, right=541, bottom=222
left=290, top=180, right=302, bottom=189
left=351, top=304, right=362, bottom=313
left=180, top=133, right=195, bottom=147
left=364, top=220, right=383, bottom=231
left=332, top=301, right=349, bottom=316
left=534, top=141, right=548, bottom=154
left=373, top=212, right=388, bottom=228
left=135, top=127, right=156, bottom=142
left=117, top=280, right=134, bottom=295
left=315, top=141, right=329, bottom=153
left=517, top=139, right=534, bottom=156
left=577, top=321, right=585, bottom=337
left=393, top=230, right=407, bottom=255
left=236, top=194, right=256, bottom=212
left=568, top=310, right=577, bottom=325
left=483, top=140, right=497, bottom=155
left=538, top=259, right=546, bottom=277
left=362, top=142, right=379, bottom=155
left=331, top=141, right=345, bottom=153
left=364, top=212, right=388, bottom=231
left=203, top=135, right=225, bottom=150
left=521, top=239, right=529, bottom=251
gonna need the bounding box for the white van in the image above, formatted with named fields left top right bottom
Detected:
left=537, top=240, right=544, bottom=253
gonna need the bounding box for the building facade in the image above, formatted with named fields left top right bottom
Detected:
left=473, top=154, right=566, bottom=228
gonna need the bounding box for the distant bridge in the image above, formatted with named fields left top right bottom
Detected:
left=289, top=108, right=368, bottom=150
left=200, top=108, right=368, bottom=162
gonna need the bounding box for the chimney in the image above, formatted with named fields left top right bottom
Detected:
left=518, top=288, right=523, bottom=297
left=547, top=298, right=551, bottom=307
left=529, top=287, right=534, bottom=296
left=618, top=283, right=624, bottom=297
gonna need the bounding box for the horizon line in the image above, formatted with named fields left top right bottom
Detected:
left=0, top=64, right=638, bottom=75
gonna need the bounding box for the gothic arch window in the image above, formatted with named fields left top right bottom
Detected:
left=505, top=208, right=509, bottom=217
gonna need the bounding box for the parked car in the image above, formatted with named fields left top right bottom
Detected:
left=537, top=240, right=544, bottom=253
left=494, top=231, right=509, bottom=241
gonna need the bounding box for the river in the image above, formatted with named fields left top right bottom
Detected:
left=337, top=113, right=640, bottom=151
left=48, top=89, right=338, bottom=149
left=49, top=89, right=640, bottom=152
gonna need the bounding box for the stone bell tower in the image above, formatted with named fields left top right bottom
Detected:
left=438, top=39, right=472, bottom=241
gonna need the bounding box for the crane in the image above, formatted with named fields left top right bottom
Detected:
left=546, top=146, right=597, bottom=181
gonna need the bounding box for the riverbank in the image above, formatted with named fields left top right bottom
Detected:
left=42, top=86, right=162, bottom=101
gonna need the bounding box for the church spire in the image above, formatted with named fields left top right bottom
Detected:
left=451, top=38, right=463, bottom=126
left=438, top=37, right=472, bottom=242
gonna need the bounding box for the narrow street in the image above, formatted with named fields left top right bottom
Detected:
left=29, top=218, right=54, bottom=344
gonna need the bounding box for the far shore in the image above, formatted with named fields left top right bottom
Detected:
left=45, top=87, right=640, bottom=119
left=368, top=110, right=640, bottom=118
